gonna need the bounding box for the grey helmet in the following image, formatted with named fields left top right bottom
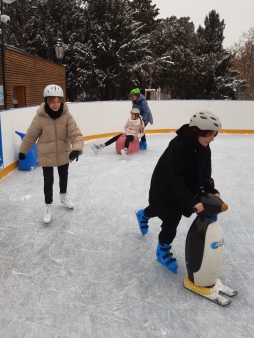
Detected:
left=43, top=84, right=64, bottom=98
left=189, top=111, right=222, bottom=131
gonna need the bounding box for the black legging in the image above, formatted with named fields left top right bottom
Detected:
left=105, top=134, right=134, bottom=149
left=141, top=122, right=148, bottom=142
left=144, top=204, right=183, bottom=244
left=42, top=163, right=69, bottom=204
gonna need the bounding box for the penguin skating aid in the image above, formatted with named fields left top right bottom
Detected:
left=184, top=193, right=238, bottom=306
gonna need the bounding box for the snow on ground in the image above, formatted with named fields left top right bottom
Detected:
left=0, top=133, right=253, bottom=338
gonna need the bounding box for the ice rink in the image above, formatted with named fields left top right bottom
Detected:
left=0, top=133, right=254, bottom=338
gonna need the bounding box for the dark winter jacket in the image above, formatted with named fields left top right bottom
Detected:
left=132, top=94, right=153, bottom=124
left=148, top=124, right=219, bottom=217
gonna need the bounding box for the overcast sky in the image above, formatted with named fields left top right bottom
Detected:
left=152, top=0, right=254, bottom=48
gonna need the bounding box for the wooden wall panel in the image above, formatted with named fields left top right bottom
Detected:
left=0, top=46, right=66, bottom=110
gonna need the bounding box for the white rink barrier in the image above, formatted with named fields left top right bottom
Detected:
left=0, top=100, right=254, bottom=178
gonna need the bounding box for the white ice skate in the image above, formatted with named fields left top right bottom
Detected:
left=43, top=204, right=52, bottom=224
left=121, top=148, right=127, bottom=160
left=90, top=144, right=104, bottom=154
left=60, top=193, right=74, bottom=209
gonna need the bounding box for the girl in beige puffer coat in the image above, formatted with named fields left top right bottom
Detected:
left=18, top=84, right=83, bottom=224
left=90, top=108, right=144, bottom=158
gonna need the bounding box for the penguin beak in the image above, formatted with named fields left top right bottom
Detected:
left=221, top=203, right=228, bottom=212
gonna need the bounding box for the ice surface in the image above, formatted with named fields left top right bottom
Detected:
left=0, top=133, right=253, bottom=338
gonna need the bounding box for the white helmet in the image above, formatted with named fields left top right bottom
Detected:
left=43, top=84, right=64, bottom=98
left=189, top=111, right=222, bottom=131
left=130, top=108, right=140, bottom=115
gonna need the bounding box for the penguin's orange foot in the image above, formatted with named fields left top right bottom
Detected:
left=183, top=277, right=234, bottom=306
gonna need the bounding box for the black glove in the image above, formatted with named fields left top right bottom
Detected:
left=19, top=152, right=26, bottom=160
left=69, top=150, right=79, bottom=162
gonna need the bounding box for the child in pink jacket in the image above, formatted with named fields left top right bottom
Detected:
left=91, top=108, right=144, bottom=158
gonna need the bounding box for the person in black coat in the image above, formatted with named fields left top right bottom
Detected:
left=136, top=111, right=222, bottom=274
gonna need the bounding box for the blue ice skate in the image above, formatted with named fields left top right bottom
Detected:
left=156, top=242, right=178, bottom=274
left=139, top=140, right=147, bottom=150
left=136, top=209, right=149, bottom=235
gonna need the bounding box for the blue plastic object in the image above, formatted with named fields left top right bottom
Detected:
left=139, top=140, right=147, bottom=150
left=156, top=242, right=178, bottom=274
left=136, top=209, right=149, bottom=235
left=15, top=131, right=38, bottom=170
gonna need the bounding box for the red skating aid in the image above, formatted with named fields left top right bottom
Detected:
left=115, top=135, right=140, bottom=154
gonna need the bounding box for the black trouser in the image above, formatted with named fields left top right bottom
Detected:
left=144, top=205, right=182, bottom=244
left=141, top=122, right=148, bottom=142
left=105, top=134, right=134, bottom=149
left=42, top=163, right=69, bottom=204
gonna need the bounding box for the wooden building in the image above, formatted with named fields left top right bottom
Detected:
left=0, top=46, right=66, bottom=110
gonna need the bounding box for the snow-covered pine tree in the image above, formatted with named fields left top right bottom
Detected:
left=195, top=10, right=247, bottom=99
left=5, top=0, right=86, bottom=101
left=35, top=0, right=86, bottom=101
left=184, top=53, right=216, bottom=99
left=75, top=0, right=151, bottom=100
left=26, top=0, right=86, bottom=61
left=149, top=16, right=198, bottom=99
left=129, top=0, right=159, bottom=34
left=197, top=10, right=225, bottom=55
left=4, top=0, right=39, bottom=50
